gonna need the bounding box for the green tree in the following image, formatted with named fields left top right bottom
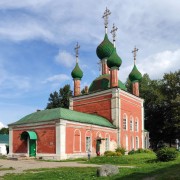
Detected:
left=126, top=71, right=180, bottom=149
left=46, top=84, right=72, bottom=109
left=0, top=127, right=9, bottom=134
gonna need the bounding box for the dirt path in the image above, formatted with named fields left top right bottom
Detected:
left=0, top=159, right=134, bottom=177
left=0, top=159, right=100, bottom=177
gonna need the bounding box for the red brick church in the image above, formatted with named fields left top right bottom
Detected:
left=8, top=8, right=149, bottom=160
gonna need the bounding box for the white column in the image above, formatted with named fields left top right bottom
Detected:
left=8, top=127, right=13, bottom=156
left=56, top=120, right=67, bottom=160
left=111, top=88, right=121, bottom=147
left=141, top=101, right=144, bottom=149
left=69, top=98, right=73, bottom=110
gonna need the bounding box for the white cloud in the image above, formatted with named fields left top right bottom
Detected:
left=0, top=18, right=53, bottom=42
left=43, top=74, right=71, bottom=83
left=139, top=49, right=180, bottom=80
left=0, top=0, right=51, bottom=10
left=0, top=122, right=6, bottom=129
left=55, top=50, right=75, bottom=68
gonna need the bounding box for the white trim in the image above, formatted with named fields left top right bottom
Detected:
left=56, top=121, right=67, bottom=160
left=72, top=89, right=113, bottom=100
left=9, top=121, right=56, bottom=129
left=141, top=101, right=144, bottom=149
left=125, top=135, right=128, bottom=151
left=119, top=89, right=144, bottom=103
left=73, top=129, right=81, bottom=152
left=9, top=127, right=13, bottom=156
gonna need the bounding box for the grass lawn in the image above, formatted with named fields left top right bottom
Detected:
left=3, top=152, right=180, bottom=180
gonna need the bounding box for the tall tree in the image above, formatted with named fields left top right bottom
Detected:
left=46, top=84, right=72, bottom=109
left=126, top=71, right=180, bottom=149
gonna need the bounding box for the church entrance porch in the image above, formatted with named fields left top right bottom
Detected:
left=21, top=131, right=37, bottom=157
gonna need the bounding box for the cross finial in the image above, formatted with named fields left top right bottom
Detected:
left=102, top=7, right=111, bottom=33
left=132, top=46, right=139, bottom=65
left=110, top=23, right=118, bottom=47
left=74, top=42, right=80, bottom=63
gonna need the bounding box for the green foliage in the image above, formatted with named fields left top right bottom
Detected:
left=46, top=84, right=72, bottom=109
left=156, top=147, right=179, bottom=162
left=126, top=71, right=180, bottom=149
left=115, top=147, right=126, bottom=155
left=0, top=128, right=9, bottom=134
left=104, top=151, right=122, bottom=157
left=128, top=149, right=153, bottom=155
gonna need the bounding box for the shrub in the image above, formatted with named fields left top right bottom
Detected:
left=128, top=148, right=153, bottom=155
left=104, top=151, right=122, bottom=157
left=115, top=147, right=126, bottom=155
left=156, top=147, right=178, bottom=162
left=128, top=149, right=135, bottom=155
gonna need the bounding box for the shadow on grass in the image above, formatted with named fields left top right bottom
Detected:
left=114, top=163, right=180, bottom=180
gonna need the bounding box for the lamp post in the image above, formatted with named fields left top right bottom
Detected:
left=175, top=139, right=179, bottom=150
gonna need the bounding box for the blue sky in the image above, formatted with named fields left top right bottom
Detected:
left=0, top=0, right=180, bottom=127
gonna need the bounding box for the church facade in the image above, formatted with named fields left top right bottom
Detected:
left=8, top=8, right=149, bottom=160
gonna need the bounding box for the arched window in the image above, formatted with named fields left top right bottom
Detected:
left=123, top=114, right=128, bottom=130
left=105, top=134, right=110, bottom=151
left=136, top=136, right=139, bottom=150
left=130, top=116, right=134, bottom=131
left=85, top=131, right=91, bottom=152
left=135, top=118, right=138, bottom=132
left=131, top=136, right=134, bottom=150
left=74, top=129, right=81, bottom=152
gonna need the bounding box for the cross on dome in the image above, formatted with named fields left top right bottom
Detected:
left=132, top=46, right=139, bottom=64
left=110, top=24, right=118, bottom=47
left=74, top=42, right=80, bottom=63
left=102, top=7, right=111, bottom=33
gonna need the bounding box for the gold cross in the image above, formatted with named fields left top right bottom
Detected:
left=132, top=46, right=139, bottom=64
left=102, top=7, right=111, bottom=28
left=110, top=24, right=118, bottom=42
left=74, top=42, right=80, bottom=61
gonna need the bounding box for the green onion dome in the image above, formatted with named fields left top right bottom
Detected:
left=96, top=34, right=114, bottom=60
left=89, top=74, right=127, bottom=93
left=129, top=65, right=142, bottom=82
left=71, top=63, right=83, bottom=79
left=107, top=48, right=122, bottom=69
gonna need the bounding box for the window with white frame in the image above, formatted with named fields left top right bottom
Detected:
left=130, top=116, right=133, bottom=131
left=86, top=136, right=91, bottom=151
left=105, top=137, right=109, bottom=151
left=135, top=119, right=138, bottom=132
left=136, top=136, right=139, bottom=149
left=123, top=114, right=128, bottom=130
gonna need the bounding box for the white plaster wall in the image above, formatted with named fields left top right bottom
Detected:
left=0, top=144, right=7, bottom=155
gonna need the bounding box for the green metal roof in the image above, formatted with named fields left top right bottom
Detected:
left=0, top=134, right=9, bottom=144
left=71, top=62, right=83, bottom=79
left=89, top=74, right=127, bottom=93
left=107, top=48, right=122, bottom=68
left=129, top=64, right=142, bottom=82
left=10, top=108, right=115, bottom=128
left=96, top=34, right=114, bottom=60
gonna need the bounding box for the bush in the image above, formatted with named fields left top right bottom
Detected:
left=156, top=147, right=178, bottom=162
left=115, top=147, right=126, bottom=155
left=104, top=151, right=122, bottom=157
left=128, top=148, right=153, bottom=155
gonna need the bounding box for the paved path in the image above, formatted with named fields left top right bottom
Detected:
left=0, top=159, right=134, bottom=177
